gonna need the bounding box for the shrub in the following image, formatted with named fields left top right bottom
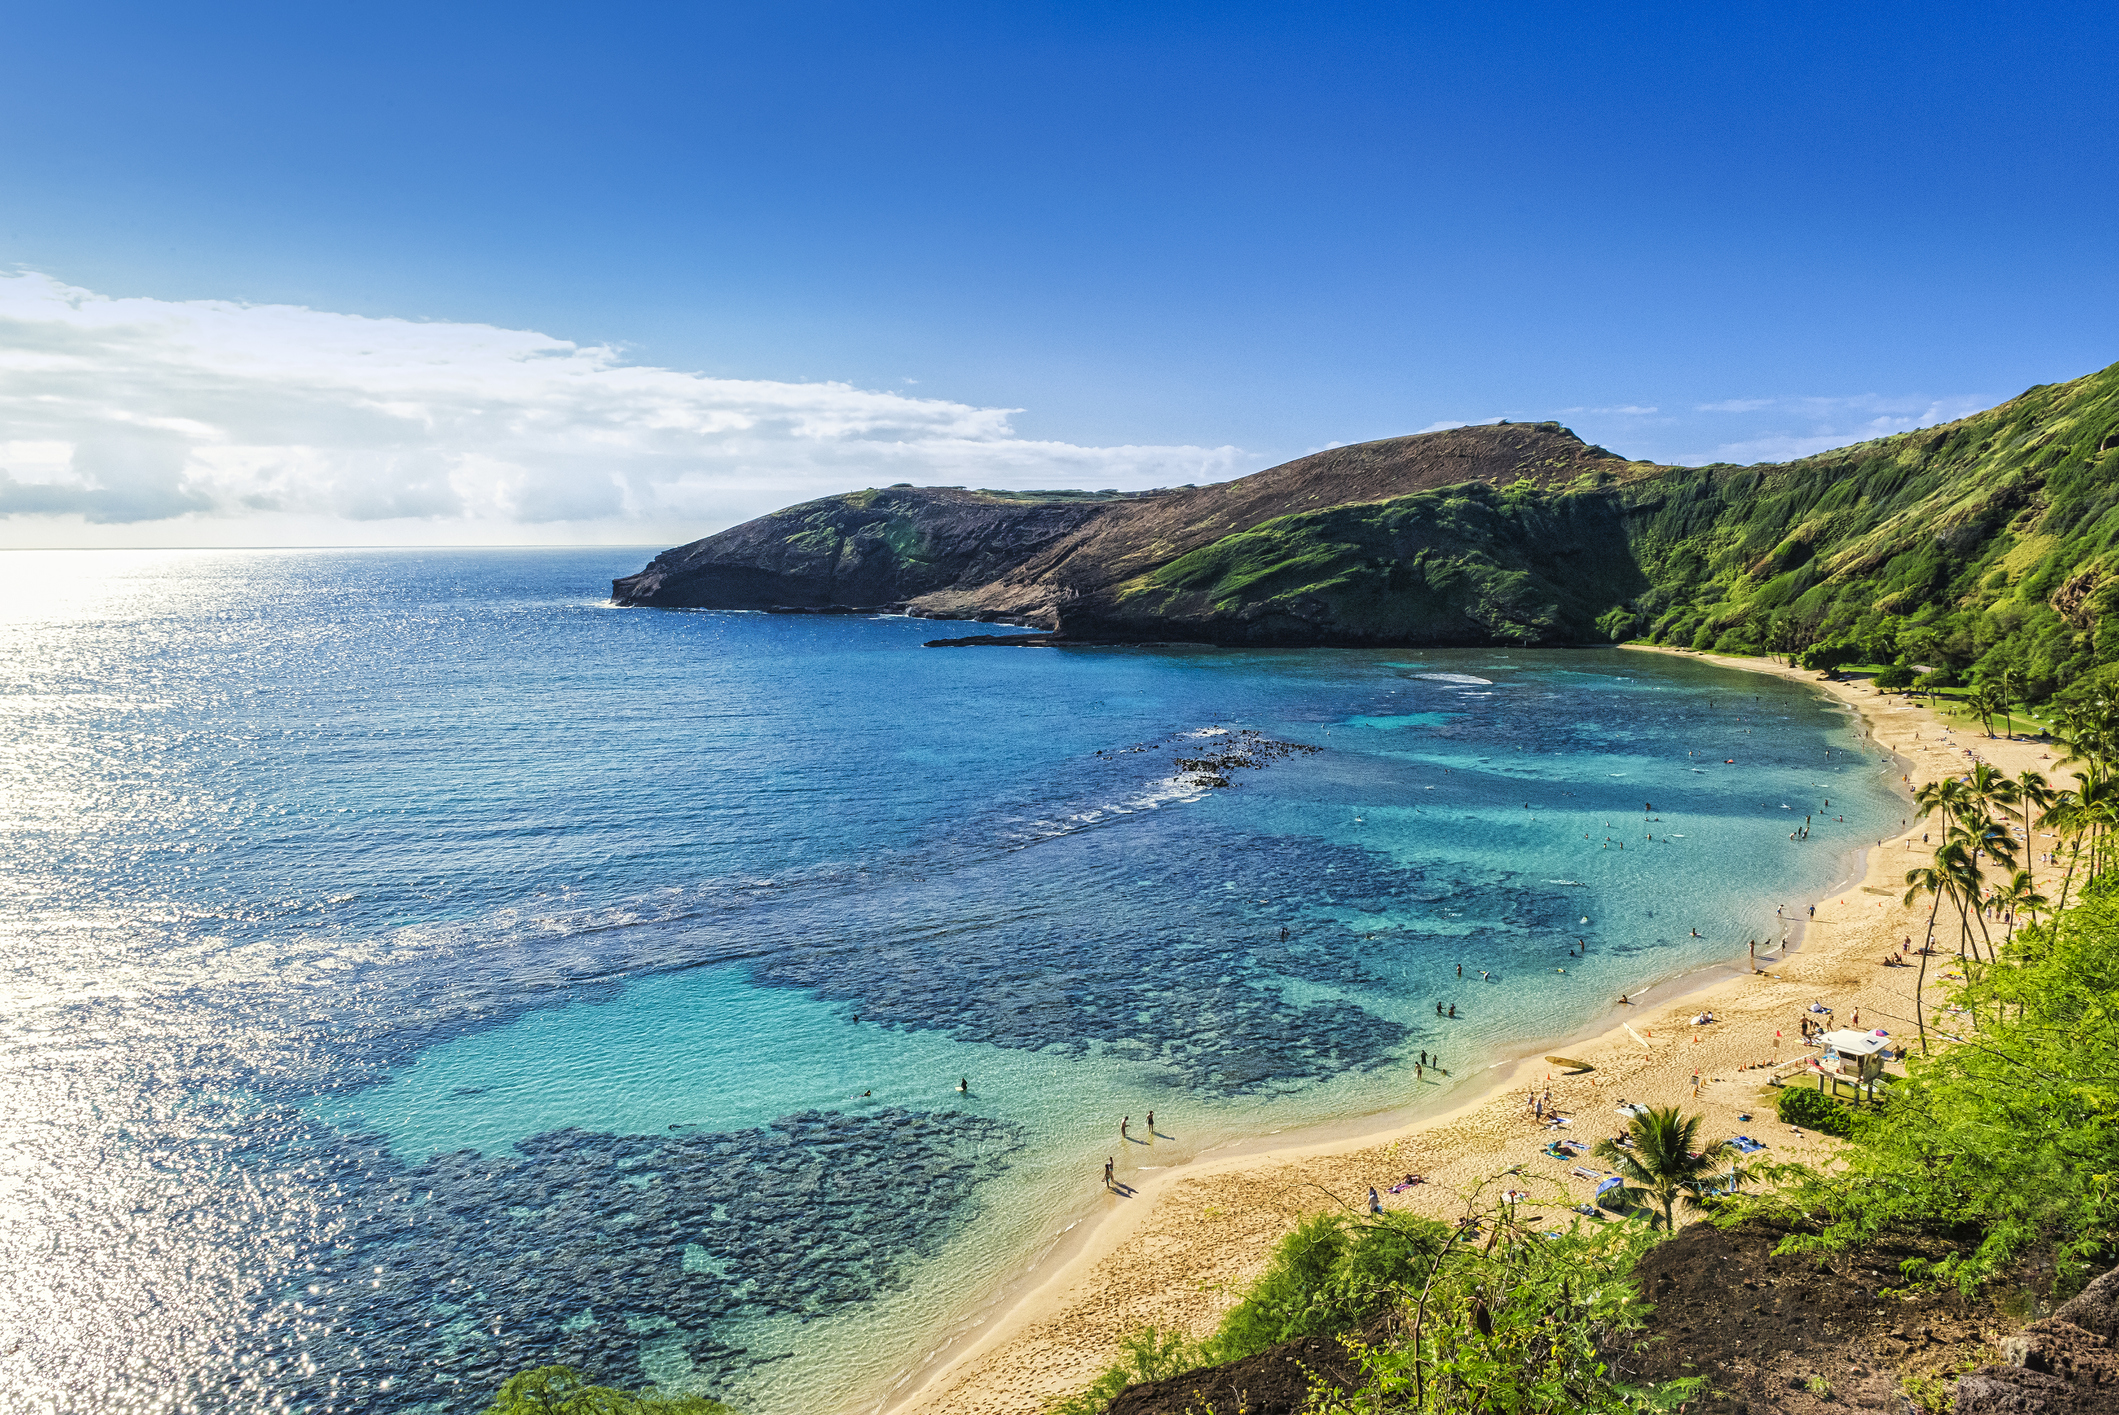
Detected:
left=1049, top=1209, right=1702, bottom=1415
left=1044, top=1329, right=1203, bottom=1415
left=1873, top=663, right=1916, bottom=690
left=1800, top=642, right=1865, bottom=672
left=1775, top=1084, right=1854, bottom=1136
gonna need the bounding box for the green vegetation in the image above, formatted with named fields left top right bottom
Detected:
left=1043, top=1328, right=1209, bottom=1415
left=1774, top=1084, right=1855, bottom=1137
left=1745, top=701, right=2119, bottom=1292
left=481, top=1365, right=736, bottom=1415
left=1110, top=360, right=2119, bottom=687
left=1048, top=1203, right=1703, bottom=1415
left=1125, top=475, right=1650, bottom=645
left=1590, top=1105, right=1750, bottom=1231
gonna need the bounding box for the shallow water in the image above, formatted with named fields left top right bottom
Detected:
left=0, top=549, right=1903, bottom=1412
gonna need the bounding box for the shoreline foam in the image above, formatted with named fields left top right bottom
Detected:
left=888, top=649, right=2058, bottom=1415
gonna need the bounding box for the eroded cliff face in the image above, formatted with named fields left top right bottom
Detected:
left=608, top=486, right=1147, bottom=612
left=611, top=359, right=2119, bottom=664
left=612, top=423, right=1641, bottom=639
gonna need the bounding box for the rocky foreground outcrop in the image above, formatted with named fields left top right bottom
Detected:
left=1955, top=1263, right=2119, bottom=1415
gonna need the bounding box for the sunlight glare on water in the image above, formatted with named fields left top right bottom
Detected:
left=0, top=549, right=1902, bottom=1413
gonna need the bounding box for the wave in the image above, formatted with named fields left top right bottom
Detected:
left=1414, top=672, right=1494, bottom=685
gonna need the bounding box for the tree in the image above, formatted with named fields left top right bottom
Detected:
left=1590, top=1106, right=1747, bottom=1232
left=1970, top=684, right=2007, bottom=736
left=1874, top=663, right=1916, bottom=691
left=1901, top=846, right=1968, bottom=1052
left=1914, top=776, right=1975, bottom=840
left=1992, top=869, right=2050, bottom=948
left=482, top=1367, right=736, bottom=1415
left=2013, top=769, right=2056, bottom=891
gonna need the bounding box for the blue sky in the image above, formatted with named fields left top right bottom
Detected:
left=1, top=1, right=2114, bottom=544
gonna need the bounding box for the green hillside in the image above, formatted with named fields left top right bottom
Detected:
left=1106, top=359, right=2119, bottom=697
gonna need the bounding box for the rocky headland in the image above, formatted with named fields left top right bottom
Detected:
left=616, top=359, right=2119, bottom=681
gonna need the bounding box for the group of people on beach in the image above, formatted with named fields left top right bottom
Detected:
left=1102, top=1111, right=1159, bottom=1191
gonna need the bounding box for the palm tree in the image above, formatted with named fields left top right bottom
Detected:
left=1991, top=869, right=2049, bottom=947
left=1902, top=846, right=1966, bottom=1053
left=1997, top=668, right=2020, bottom=736
left=1914, top=776, right=1975, bottom=843
left=2013, top=769, right=2055, bottom=890
left=1591, top=1106, right=1747, bottom=1232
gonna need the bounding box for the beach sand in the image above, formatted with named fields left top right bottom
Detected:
left=894, top=651, right=2058, bottom=1415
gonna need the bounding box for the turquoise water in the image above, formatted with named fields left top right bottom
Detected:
left=0, top=549, right=1903, bottom=1413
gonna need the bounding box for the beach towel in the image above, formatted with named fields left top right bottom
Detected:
left=1570, top=1166, right=1601, bottom=1181
left=1389, top=1177, right=1424, bottom=1193
left=1730, top=1135, right=1767, bottom=1153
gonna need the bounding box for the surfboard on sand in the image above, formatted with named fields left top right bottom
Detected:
left=1546, top=1055, right=1594, bottom=1073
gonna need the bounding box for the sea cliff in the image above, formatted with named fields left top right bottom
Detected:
left=616, top=360, right=2119, bottom=696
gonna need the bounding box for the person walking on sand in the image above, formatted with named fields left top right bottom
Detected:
left=1368, top=1186, right=1382, bottom=1216
left=1103, top=1158, right=1114, bottom=1189
left=1120, top=1116, right=1129, bottom=1141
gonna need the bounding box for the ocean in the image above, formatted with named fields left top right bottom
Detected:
left=0, top=548, right=1903, bottom=1413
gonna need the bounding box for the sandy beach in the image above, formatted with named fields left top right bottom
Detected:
left=894, top=648, right=2061, bottom=1415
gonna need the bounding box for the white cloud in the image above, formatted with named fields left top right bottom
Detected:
left=1553, top=405, right=1658, bottom=416
left=1676, top=393, right=1991, bottom=466
left=0, top=271, right=1246, bottom=546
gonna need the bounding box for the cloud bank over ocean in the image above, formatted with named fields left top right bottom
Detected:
left=0, top=272, right=1245, bottom=546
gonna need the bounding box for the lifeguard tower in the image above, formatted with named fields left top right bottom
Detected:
left=1811, top=1030, right=1892, bottom=1103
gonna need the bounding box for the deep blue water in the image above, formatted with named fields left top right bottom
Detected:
left=0, top=549, right=1903, bottom=1413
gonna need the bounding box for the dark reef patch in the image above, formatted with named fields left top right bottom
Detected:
left=108, top=1106, right=1023, bottom=1412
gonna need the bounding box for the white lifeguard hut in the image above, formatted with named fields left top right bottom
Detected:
left=1812, top=1030, right=1892, bottom=1102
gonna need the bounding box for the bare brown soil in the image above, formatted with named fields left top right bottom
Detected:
left=1620, top=1220, right=2046, bottom=1415
left=1105, top=1335, right=1366, bottom=1415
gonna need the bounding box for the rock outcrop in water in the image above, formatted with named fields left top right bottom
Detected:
left=616, top=359, right=2119, bottom=681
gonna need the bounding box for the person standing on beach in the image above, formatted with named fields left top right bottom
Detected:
left=1146, top=1109, right=1154, bottom=1134
left=1103, top=1158, right=1114, bottom=1189
left=1368, top=1186, right=1382, bottom=1215
left=1120, top=1116, right=1129, bottom=1141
